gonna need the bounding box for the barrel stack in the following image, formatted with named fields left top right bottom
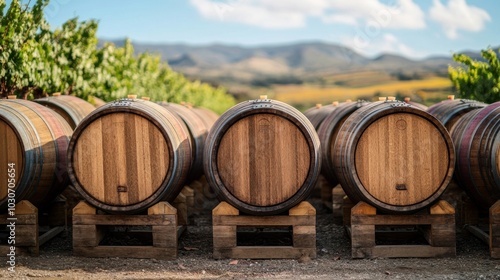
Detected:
left=158, top=102, right=208, bottom=183
left=452, top=102, right=500, bottom=209
left=35, top=93, right=98, bottom=218
left=450, top=102, right=500, bottom=258
left=426, top=95, right=488, bottom=219
left=69, top=96, right=192, bottom=259
left=330, top=98, right=457, bottom=258
left=304, top=102, right=340, bottom=130
left=303, top=102, right=340, bottom=205
left=427, top=95, right=488, bottom=131
left=35, top=93, right=97, bottom=129
left=206, top=96, right=319, bottom=259
left=0, top=96, right=73, bottom=255
left=0, top=97, right=73, bottom=210
left=315, top=100, right=369, bottom=214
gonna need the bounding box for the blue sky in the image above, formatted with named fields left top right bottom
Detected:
left=15, top=0, right=500, bottom=59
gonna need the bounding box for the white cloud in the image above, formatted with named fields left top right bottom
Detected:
left=429, top=0, right=491, bottom=39
left=189, top=0, right=426, bottom=30
left=325, top=0, right=426, bottom=30
left=342, top=33, right=425, bottom=58
left=190, top=0, right=315, bottom=29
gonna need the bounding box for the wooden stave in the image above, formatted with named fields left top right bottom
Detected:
left=158, top=102, right=208, bottom=182
left=452, top=102, right=500, bottom=209
left=304, top=104, right=338, bottom=130
left=35, top=95, right=96, bottom=129
left=317, top=101, right=370, bottom=186
left=0, top=100, right=72, bottom=209
left=203, top=98, right=321, bottom=215
left=333, top=100, right=455, bottom=213
left=427, top=99, right=487, bottom=131
left=449, top=109, right=482, bottom=188
left=67, top=98, right=192, bottom=213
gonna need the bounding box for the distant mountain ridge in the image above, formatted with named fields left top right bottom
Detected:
left=101, top=39, right=489, bottom=83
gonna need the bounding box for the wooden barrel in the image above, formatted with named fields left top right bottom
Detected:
left=158, top=102, right=208, bottom=182
left=67, top=98, right=192, bottom=213
left=317, top=101, right=369, bottom=186
left=304, top=102, right=339, bottom=130
left=0, top=99, right=72, bottom=210
left=35, top=94, right=96, bottom=129
left=427, top=97, right=487, bottom=131
left=203, top=97, right=321, bottom=215
left=333, top=100, right=455, bottom=213
left=451, top=102, right=500, bottom=209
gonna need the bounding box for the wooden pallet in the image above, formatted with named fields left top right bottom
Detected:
left=73, top=200, right=185, bottom=259
left=461, top=198, right=500, bottom=258
left=0, top=199, right=67, bottom=256
left=349, top=200, right=456, bottom=258
left=212, top=201, right=316, bottom=259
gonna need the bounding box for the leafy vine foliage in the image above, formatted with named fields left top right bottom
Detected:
left=449, top=48, right=500, bottom=104
left=0, top=0, right=235, bottom=113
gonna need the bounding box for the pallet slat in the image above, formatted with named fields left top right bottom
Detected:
left=73, top=215, right=175, bottom=226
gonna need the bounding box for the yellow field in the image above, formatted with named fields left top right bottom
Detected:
left=272, top=77, right=452, bottom=104
left=321, top=70, right=396, bottom=87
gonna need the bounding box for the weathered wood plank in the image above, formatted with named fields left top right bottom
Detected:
left=0, top=215, right=37, bottom=224
left=351, top=225, right=375, bottom=248
left=73, top=225, right=105, bottom=247
left=289, top=201, right=316, bottom=216
left=465, top=225, right=489, bottom=244
left=14, top=225, right=38, bottom=246
left=430, top=200, right=455, bottom=215
left=351, top=215, right=453, bottom=225
left=212, top=201, right=239, bottom=216
left=39, top=227, right=65, bottom=246
left=73, top=215, right=175, bottom=226
left=213, top=215, right=315, bottom=227
left=152, top=225, right=177, bottom=247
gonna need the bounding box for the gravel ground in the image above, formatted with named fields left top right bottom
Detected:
left=2, top=199, right=500, bottom=280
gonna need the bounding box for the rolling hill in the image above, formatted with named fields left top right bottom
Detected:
left=100, top=39, right=495, bottom=106
left=104, top=40, right=457, bottom=82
